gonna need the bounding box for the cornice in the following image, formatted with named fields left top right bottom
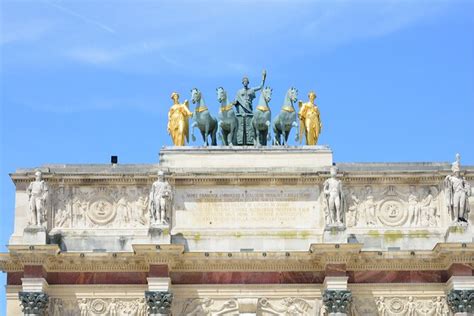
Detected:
left=1, top=243, right=473, bottom=273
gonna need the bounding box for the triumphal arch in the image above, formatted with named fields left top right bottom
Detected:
left=1, top=75, right=473, bottom=315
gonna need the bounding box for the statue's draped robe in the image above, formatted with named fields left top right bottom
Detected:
left=234, top=87, right=257, bottom=145
left=168, top=103, right=192, bottom=146
left=299, top=102, right=321, bottom=145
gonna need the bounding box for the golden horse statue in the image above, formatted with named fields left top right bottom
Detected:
left=167, top=92, right=193, bottom=146
left=298, top=91, right=322, bottom=145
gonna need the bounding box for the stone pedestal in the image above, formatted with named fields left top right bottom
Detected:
left=445, top=225, right=472, bottom=243
left=323, top=226, right=348, bottom=244
left=23, top=226, right=47, bottom=245
left=148, top=225, right=171, bottom=244
left=159, top=146, right=333, bottom=171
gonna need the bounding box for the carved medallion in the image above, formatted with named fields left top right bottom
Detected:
left=90, top=298, right=108, bottom=313
left=88, top=200, right=115, bottom=225
left=388, top=298, right=405, bottom=313
left=377, top=199, right=407, bottom=227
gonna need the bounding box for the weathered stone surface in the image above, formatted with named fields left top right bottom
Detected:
left=22, top=226, right=47, bottom=245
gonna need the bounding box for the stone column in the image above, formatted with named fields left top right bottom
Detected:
left=145, top=277, right=173, bottom=316
left=19, top=278, right=49, bottom=316
left=447, top=276, right=474, bottom=316
left=322, top=276, right=352, bottom=316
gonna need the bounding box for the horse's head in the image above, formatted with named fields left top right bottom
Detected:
left=287, top=87, right=298, bottom=103
left=262, top=86, right=273, bottom=103
left=191, top=88, right=201, bottom=104
left=216, top=87, right=227, bottom=103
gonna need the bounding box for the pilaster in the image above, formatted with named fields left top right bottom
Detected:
left=19, top=277, right=49, bottom=316
left=447, top=276, right=474, bottom=316
left=322, top=276, right=352, bottom=316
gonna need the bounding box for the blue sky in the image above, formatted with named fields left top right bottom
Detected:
left=1, top=0, right=473, bottom=311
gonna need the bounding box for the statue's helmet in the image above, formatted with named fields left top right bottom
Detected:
left=242, top=76, right=249, bottom=84
left=329, top=165, right=338, bottom=176
left=35, top=170, right=42, bottom=178
left=158, top=170, right=164, bottom=177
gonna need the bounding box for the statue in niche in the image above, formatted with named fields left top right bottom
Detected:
left=232, top=70, right=267, bottom=145
left=51, top=298, right=63, bottom=316
left=363, top=186, right=377, bottom=226
left=134, top=195, right=149, bottom=226
left=375, top=297, right=386, bottom=316
left=408, top=185, right=421, bottom=226
left=54, top=187, right=70, bottom=228
left=27, top=170, right=49, bottom=227
left=346, top=189, right=360, bottom=227
left=433, top=297, right=449, bottom=316
left=420, top=186, right=439, bottom=227
left=78, top=299, right=89, bottom=316
left=298, top=91, right=322, bottom=145
left=444, top=153, right=471, bottom=224
left=116, top=187, right=130, bottom=225
left=167, top=92, right=193, bottom=146
left=108, top=298, right=118, bottom=316
left=323, top=165, right=345, bottom=227
left=407, top=296, right=416, bottom=316
left=149, top=171, right=173, bottom=226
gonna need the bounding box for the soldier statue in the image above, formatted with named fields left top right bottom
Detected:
left=233, top=70, right=267, bottom=145
left=323, top=166, right=345, bottom=227
left=444, top=154, right=471, bottom=224
left=27, top=170, right=49, bottom=227
left=149, top=171, right=173, bottom=225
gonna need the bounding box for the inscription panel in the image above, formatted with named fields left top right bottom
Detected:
left=173, top=186, right=321, bottom=230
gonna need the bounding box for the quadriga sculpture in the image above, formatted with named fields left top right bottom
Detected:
left=273, top=87, right=299, bottom=146
left=191, top=88, right=218, bottom=146
left=216, top=87, right=238, bottom=146
left=252, top=86, right=272, bottom=146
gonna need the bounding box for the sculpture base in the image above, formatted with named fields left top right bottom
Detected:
left=323, top=226, right=348, bottom=244
left=23, top=226, right=47, bottom=245
left=149, top=225, right=171, bottom=244
left=445, top=225, right=472, bottom=243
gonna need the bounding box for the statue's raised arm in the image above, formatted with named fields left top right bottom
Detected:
left=252, top=69, right=267, bottom=92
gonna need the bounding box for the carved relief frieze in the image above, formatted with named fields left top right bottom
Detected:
left=50, top=297, right=147, bottom=316
left=257, top=297, right=319, bottom=316
left=373, top=296, right=451, bottom=316
left=50, top=185, right=150, bottom=229
left=178, top=298, right=239, bottom=315
left=343, top=185, right=442, bottom=228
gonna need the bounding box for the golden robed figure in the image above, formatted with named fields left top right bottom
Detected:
left=167, top=92, right=193, bottom=146
left=298, top=91, right=322, bottom=145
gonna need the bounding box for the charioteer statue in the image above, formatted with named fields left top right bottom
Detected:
left=233, top=70, right=267, bottom=145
